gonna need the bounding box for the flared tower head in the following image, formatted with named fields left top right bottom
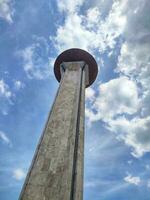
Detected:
left=54, top=48, right=98, bottom=87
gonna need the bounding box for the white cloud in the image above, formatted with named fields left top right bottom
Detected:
left=124, top=174, right=141, bottom=185
left=107, top=116, right=150, bottom=158
left=86, top=7, right=101, bottom=27
left=85, top=76, right=150, bottom=158
left=86, top=76, right=139, bottom=121
left=124, top=117, right=150, bottom=158
left=52, top=12, right=95, bottom=52
left=56, top=0, right=84, bottom=13
left=85, top=0, right=150, bottom=159
left=0, top=79, right=12, bottom=114
left=116, top=0, right=150, bottom=118
left=18, top=37, right=52, bottom=80
left=106, top=0, right=150, bottom=158
left=0, top=0, right=14, bottom=23
left=14, top=80, right=23, bottom=90
left=85, top=87, right=95, bottom=101
left=54, top=0, right=150, bottom=159
left=53, top=1, right=126, bottom=53
left=0, top=131, right=11, bottom=146
left=117, top=42, right=150, bottom=117
left=12, top=168, right=26, bottom=181
left=0, top=79, right=11, bottom=98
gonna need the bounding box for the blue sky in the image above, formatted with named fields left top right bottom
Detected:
left=0, top=0, right=150, bottom=199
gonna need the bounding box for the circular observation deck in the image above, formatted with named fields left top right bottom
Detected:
left=54, top=48, right=98, bottom=87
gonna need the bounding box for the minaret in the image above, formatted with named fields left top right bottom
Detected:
left=19, top=48, right=98, bottom=200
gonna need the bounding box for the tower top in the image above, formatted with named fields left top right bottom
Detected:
left=54, top=48, right=98, bottom=87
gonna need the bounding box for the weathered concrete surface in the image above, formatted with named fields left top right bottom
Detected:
left=73, top=70, right=85, bottom=200
left=19, top=62, right=86, bottom=200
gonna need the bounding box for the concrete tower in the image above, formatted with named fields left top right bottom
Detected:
left=19, top=48, right=98, bottom=200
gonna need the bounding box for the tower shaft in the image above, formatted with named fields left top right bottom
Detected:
left=19, top=62, right=86, bottom=200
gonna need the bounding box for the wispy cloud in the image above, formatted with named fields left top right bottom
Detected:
left=56, top=0, right=84, bottom=13
left=124, top=174, right=141, bottom=186
left=52, top=1, right=126, bottom=53
left=0, top=0, right=14, bottom=23
left=18, top=37, right=52, bottom=80
left=85, top=87, right=95, bottom=102
left=86, top=76, right=139, bottom=121
left=0, top=79, right=13, bottom=115
left=0, top=79, right=12, bottom=98
left=14, top=80, right=24, bottom=90
left=12, top=168, right=26, bottom=181
left=83, top=0, right=150, bottom=159
left=0, top=131, right=11, bottom=146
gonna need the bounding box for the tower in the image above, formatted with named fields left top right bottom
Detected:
left=19, top=48, right=98, bottom=200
